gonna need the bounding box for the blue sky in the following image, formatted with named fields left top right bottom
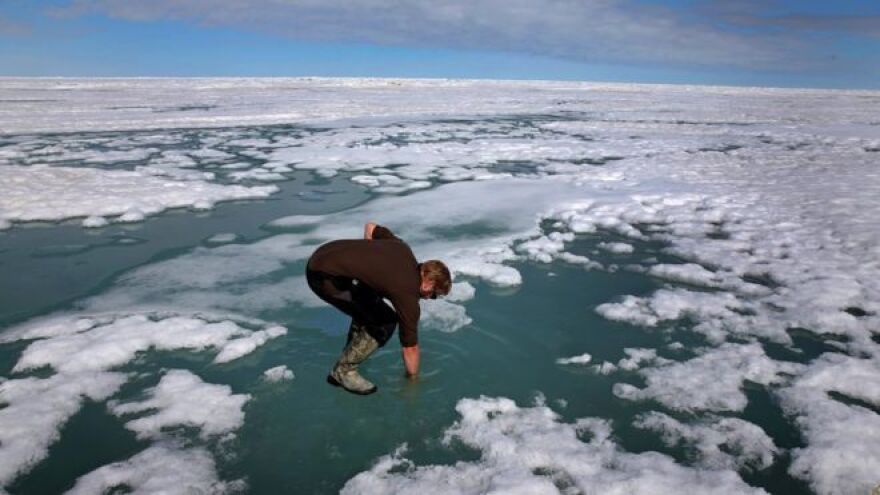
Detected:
left=1, top=0, right=878, bottom=89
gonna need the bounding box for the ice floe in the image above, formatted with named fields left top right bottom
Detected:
left=0, top=164, right=277, bottom=228
left=594, top=347, right=672, bottom=375
left=11, top=314, right=284, bottom=374
left=777, top=351, right=880, bottom=494
left=342, top=396, right=764, bottom=494
left=206, top=232, right=239, bottom=244
left=613, top=343, right=802, bottom=413
left=0, top=371, right=126, bottom=487
left=0, top=313, right=284, bottom=486
left=556, top=353, right=593, bottom=365
left=66, top=444, right=243, bottom=495
left=110, top=369, right=250, bottom=440
left=633, top=412, right=778, bottom=471
left=262, top=365, right=294, bottom=383
left=598, top=241, right=634, bottom=254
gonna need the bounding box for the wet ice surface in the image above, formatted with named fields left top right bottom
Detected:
left=1, top=78, right=879, bottom=494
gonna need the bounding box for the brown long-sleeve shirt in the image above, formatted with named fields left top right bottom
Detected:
left=307, top=225, right=421, bottom=346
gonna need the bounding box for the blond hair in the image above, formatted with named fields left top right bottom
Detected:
left=420, top=260, right=452, bottom=295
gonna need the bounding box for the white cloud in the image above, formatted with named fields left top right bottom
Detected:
left=55, top=0, right=805, bottom=70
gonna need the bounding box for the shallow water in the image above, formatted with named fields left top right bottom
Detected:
left=0, top=192, right=809, bottom=493
left=0, top=172, right=368, bottom=326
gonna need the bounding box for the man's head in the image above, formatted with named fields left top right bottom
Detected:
left=419, top=260, right=452, bottom=299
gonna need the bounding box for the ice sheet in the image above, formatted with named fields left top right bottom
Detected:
left=1, top=78, right=879, bottom=493
left=5, top=77, right=864, bottom=135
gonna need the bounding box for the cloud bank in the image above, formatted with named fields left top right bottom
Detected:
left=53, top=0, right=824, bottom=71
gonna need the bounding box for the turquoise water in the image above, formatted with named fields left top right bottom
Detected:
left=0, top=121, right=825, bottom=494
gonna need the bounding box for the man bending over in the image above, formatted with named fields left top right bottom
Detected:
left=305, top=222, right=452, bottom=395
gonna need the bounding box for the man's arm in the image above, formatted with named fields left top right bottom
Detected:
left=394, top=295, right=420, bottom=376
left=402, top=344, right=420, bottom=377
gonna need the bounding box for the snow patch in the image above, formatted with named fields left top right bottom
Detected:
left=613, top=343, right=802, bottom=412
left=214, top=326, right=287, bottom=364
left=342, top=396, right=764, bottom=494
left=110, top=369, right=250, bottom=440
left=13, top=314, right=285, bottom=374
left=778, top=351, right=880, bottom=495
left=66, top=444, right=244, bottom=495
left=0, top=313, right=283, bottom=487
left=420, top=300, right=472, bottom=333
left=598, top=241, right=634, bottom=254
left=0, top=372, right=126, bottom=487
left=0, top=164, right=277, bottom=228
left=556, top=353, right=593, bottom=365
left=262, top=365, right=294, bottom=383
left=206, top=233, right=238, bottom=244
left=634, top=411, right=778, bottom=470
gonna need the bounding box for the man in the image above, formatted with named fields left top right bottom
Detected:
left=305, top=222, right=452, bottom=395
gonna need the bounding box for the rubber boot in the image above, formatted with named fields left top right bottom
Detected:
left=327, top=324, right=379, bottom=395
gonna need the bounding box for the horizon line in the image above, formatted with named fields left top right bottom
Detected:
left=1, top=75, right=877, bottom=93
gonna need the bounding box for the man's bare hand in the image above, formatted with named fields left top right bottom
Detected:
left=402, top=344, right=420, bottom=376
left=364, top=222, right=377, bottom=240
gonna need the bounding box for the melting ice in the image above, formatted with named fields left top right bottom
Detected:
left=0, top=78, right=879, bottom=494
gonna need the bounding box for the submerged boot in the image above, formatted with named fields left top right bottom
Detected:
left=327, top=324, right=379, bottom=395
